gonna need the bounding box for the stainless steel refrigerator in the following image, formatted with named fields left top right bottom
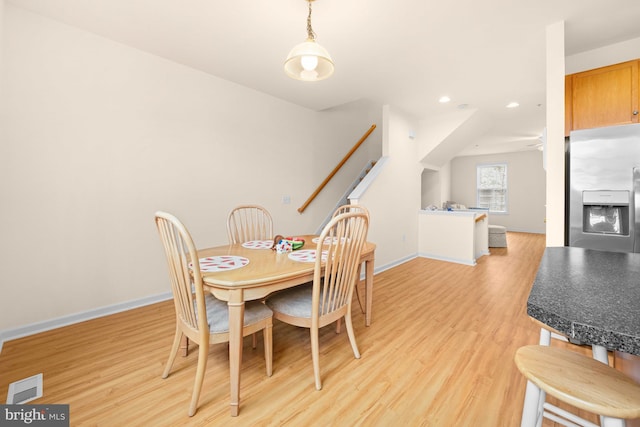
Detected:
left=569, top=123, right=640, bottom=253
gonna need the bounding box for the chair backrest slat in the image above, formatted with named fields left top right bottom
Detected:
left=155, top=211, right=207, bottom=334
left=332, top=204, right=370, bottom=221
left=227, top=205, right=274, bottom=244
left=313, top=212, right=369, bottom=319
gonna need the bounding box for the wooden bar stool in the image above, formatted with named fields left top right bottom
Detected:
left=515, top=345, right=640, bottom=427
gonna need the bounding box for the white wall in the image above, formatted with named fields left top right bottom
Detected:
left=0, top=5, right=385, bottom=337
left=566, top=36, right=640, bottom=74
left=358, top=105, right=422, bottom=268
left=421, top=169, right=439, bottom=209
left=0, top=1, right=4, bottom=71
left=545, top=21, right=566, bottom=246
left=439, top=161, right=452, bottom=205
left=420, top=161, right=452, bottom=210
left=450, top=151, right=546, bottom=233
left=306, top=99, right=382, bottom=221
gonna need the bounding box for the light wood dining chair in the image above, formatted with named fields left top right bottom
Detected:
left=226, top=204, right=274, bottom=348
left=331, top=204, right=370, bottom=333
left=515, top=345, right=640, bottom=427
left=226, top=204, right=274, bottom=244
left=266, top=211, right=369, bottom=390
left=155, top=211, right=273, bottom=417
left=332, top=203, right=370, bottom=220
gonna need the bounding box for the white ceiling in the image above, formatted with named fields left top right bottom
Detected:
left=7, top=0, right=640, bottom=156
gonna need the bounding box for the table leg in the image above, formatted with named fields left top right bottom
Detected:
left=228, top=289, right=244, bottom=417
left=365, top=257, right=374, bottom=327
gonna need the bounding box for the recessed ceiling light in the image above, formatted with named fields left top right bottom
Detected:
left=439, top=96, right=451, bottom=103
left=506, top=102, right=519, bottom=108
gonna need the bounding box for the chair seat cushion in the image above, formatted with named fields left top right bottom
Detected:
left=265, top=283, right=314, bottom=319
left=204, top=294, right=272, bottom=334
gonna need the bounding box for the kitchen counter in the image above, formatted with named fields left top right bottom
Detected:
left=418, top=209, right=489, bottom=265
left=527, top=246, right=640, bottom=356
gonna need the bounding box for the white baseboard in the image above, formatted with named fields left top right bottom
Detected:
left=373, top=253, right=417, bottom=275
left=0, top=292, right=172, bottom=353
left=418, top=252, right=477, bottom=266
left=0, top=255, right=419, bottom=354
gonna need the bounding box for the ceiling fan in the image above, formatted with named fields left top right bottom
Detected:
left=526, top=131, right=546, bottom=151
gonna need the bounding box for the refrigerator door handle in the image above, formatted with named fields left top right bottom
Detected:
left=634, top=168, right=640, bottom=252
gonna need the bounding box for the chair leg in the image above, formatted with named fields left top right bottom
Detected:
left=344, top=311, right=361, bottom=359
left=601, top=417, right=627, bottom=427
left=592, top=344, right=609, bottom=364
left=310, top=326, right=322, bottom=390
left=180, top=336, right=189, bottom=357
left=252, top=332, right=257, bottom=349
left=188, top=342, right=209, bottom=417
left=335, top=318, right=342, bottom=334
left=534, top=390, right=545, bottom=427
left=263, top=321, right=273, bottom=377
left=520, top=380, right=545, bottom=427
left=162, top=326, right=182, bottom=379
left=538, top=328, right=551, bottom=346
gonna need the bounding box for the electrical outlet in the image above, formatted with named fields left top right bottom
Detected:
left=282, top=195, right=291, bottom=205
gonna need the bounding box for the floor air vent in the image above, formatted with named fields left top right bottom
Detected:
left=6, top=373, right=43, bottom=404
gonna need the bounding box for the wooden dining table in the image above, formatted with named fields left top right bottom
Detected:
left=197, top=234, right=376, bottom=416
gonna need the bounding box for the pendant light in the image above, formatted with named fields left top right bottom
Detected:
left=284, top=0, right=334, bottom=82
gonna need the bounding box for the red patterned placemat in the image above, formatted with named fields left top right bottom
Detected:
left=312, top=237, right=347, bottom=245
left=287, top=249, right=328, bottom=263
left=241, top=240, right=274, bottom=249
left=191, top=256, right=250, bottom=272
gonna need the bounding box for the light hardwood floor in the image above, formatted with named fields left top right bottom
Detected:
left=0, top=232, right=602, bottom=426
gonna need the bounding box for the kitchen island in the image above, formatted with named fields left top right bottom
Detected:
left=418, top=209, right=489, bottom=265
left=527, top=246, right=640, bottom=356
left=527, top=245, right=640, bottom=423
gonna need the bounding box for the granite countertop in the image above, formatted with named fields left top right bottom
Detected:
left=527, top=246, right=640, bottom=355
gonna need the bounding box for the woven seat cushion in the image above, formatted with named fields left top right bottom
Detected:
left=265, top=283, right=315, bottom=319
left=204, top=293, right=272, bottom=334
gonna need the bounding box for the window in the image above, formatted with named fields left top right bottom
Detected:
left=477, top=163, right=507, bottom=213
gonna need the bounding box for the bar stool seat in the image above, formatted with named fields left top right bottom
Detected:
left=515, top=345, right=640, bottom=426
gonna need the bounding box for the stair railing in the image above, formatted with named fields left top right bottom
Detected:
left=298, top=124, right=377, bottom=213
left=315, top=160, right=377, bottom=234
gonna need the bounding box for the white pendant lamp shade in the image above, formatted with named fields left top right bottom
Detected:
left=284, top=39, right=334, bottom=81
left=285, top=0, right=334, bottom=82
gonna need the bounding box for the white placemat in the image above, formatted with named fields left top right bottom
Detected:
left=241, top=240, right=274, bottom=249
left=192, top=256, right=250, bottom=272
left=287, top=249, right=328, bottom=263
left=312, top=236, right=347, bottom=245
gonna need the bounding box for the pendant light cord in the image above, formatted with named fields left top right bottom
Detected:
left=306, top=0, right=316, bottom=42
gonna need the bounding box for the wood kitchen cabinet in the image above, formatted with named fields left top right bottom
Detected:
left=565, top=59, right=639, bottom=136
